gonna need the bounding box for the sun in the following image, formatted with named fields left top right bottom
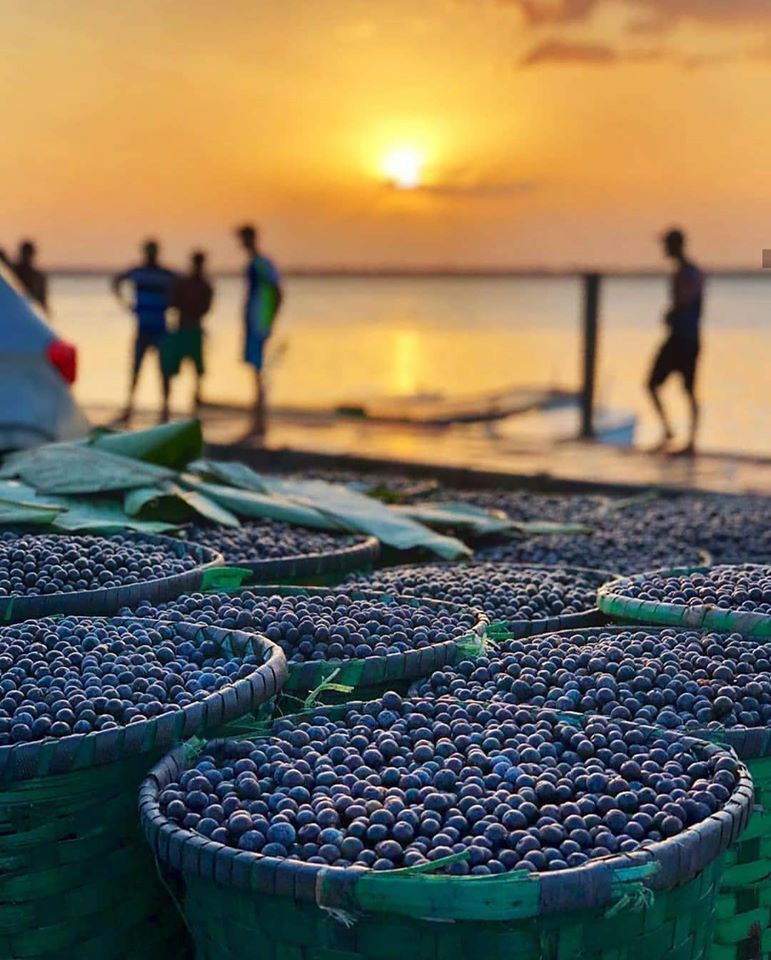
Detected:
left=382, top=146, right=424, bottom=190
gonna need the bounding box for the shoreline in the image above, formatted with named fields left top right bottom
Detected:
left=85, top=403, right=771, bottom=497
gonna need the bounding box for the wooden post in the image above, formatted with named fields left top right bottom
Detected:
left=580, top=272, right=601, bottom=439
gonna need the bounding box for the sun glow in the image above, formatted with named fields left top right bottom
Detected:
left=382, top=146, right=424, bottom=190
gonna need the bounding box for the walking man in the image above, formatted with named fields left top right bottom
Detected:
left=647, top=228, right=704, bottom=455
left=164, top=250, right=214, bottom=410
left=112, top=239, right=176, bottom=422
left=236, top=224, right=283, bottom=435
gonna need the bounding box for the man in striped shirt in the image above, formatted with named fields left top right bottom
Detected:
left=112, top=239, right=176, bottom=422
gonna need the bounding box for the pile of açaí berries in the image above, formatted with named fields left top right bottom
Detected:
left=0, top=532, right=200, bottom=597
left=158, top=695, right=740, bottom=873
left=0, top=616, right=266, bottom=744
left=178, top=520, right=361, bottom=566
left=608, top=564, right=771, bottom=615
left=346, top=562, right=605, bottom=623
left=127, top=590, right=478, bottom=665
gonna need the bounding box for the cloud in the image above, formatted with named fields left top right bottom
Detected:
left=418, top=179, right=536, bottom=196
left=521, top=39, right=617, bottom=64
left=506, top=0, right=596, bottom=25
left=494, top=0, right=771, bottom=68
left=680, top=52, right=736, bottom=69
left=496, top=0, right=771, bottom=31
left=521, top=39, right=664, bottom=66
left=385, top=166, right=536, bottom=197
left=644, top=0, right=771, bottom=25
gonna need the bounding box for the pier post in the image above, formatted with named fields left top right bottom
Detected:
left=580, top=272, right=601, bottom=439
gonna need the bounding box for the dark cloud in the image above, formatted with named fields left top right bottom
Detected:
left=509, top=0, right=596, bottom=25
left=521, top=39, right=617, bottom=64
left=497, top=0, right=770, bottom=68
left=499, top=0, right=771, bottom=28
left=644, top=0, right=771, bottom=25
left=520, top=40, right=663, bottom=66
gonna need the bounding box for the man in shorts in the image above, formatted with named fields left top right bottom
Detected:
left=112, top=239, right=176, bottom=422
left=236, top=224, right=283, bottom=435
left=647, top=228, right=704, bottom=456
left=164, top=250, right=214, bottom=410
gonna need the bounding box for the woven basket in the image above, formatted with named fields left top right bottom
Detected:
left=690, top=728, right=771, bottom=960
left=0, top=532, right=223, bottom=625
left=237, top=535, right=380, bottom=585
left=0, top=618, right=287, bottom=960
left=195, top=585, right=488, bottom=713
left=484, top=564, right=616, bottom=641
left=597, top=566, right=771, bottom=639
left=140, top=704, right=753, bottom=960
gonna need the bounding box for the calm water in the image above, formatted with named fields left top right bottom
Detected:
left=48, top=273, right=771, bottom=456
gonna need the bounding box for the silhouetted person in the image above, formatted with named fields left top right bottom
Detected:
left=164, top=250, right=214, bottom=409
left=647, top=228, right=704, bottom=456
left=112, top=239, right=176, bottom=422
left=236, top=224, right=283, bottom=435
left=13, top=241, right=48, bottom=314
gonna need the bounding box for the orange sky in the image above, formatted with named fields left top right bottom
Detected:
left=4, top=0, right=771, bottom=269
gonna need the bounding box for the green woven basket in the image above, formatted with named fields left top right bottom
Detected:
left=482, top=564, right=617, bottom=642
left=192, top=536, right=381, bottom=588
left=0, top=532, right=224, bottom=625
left=140, top=705, right=753, bottom=960
left=597, top=566, right=771, bottom=638
left=345, top=563, right=616, bottom=643
left=193, top=585, right=488, bottom=713
left=0, top=618, right=288, bottom=960
left=690, top=727, right=771, bottom=960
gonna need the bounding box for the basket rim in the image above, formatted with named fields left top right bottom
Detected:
left=0, top=531, right=224, bottom=624
left=181, top=529, right=381, bottom=581
left=0, top=616, right=288, bottom=782
left=235, top=534, right=380, bottom=578
left=412, top=621, right=771, bottom=751
left=159, top=585, right=489, bottom=692
left=597, top=564, right=771, bottom=637
left=347, top=562, right=618, bottom=639
left=139, top=701, right=754, bottom=922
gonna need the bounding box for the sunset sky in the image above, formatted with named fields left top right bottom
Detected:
left=4, top=0, right=771, bottom=270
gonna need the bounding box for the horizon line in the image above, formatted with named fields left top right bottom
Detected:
left=45, top=264, right=769, bottom=279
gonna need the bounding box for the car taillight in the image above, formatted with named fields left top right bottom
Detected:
left=46, top=340, right=77, bottom=384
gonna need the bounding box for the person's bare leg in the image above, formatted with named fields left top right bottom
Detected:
left=647, top=382, right=673, bottom=451
left=253, top=368, right=266, bottom=435
left=160, top=377, right=170, bottom=423
left=682, top=390, right=698, bottom=455
left=118, top=343, right=141, bottom=423
left=159, top=350, right=170, bottom=423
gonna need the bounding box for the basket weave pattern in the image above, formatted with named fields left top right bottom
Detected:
left=0, top=532, right=223, bottom=625
left=0, top=621, right=287, bottom=959
left=140, top=706, right=753, bottom=960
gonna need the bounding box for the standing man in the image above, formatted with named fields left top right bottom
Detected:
left=647, top=228, right=704, bottom=456
left=112, top=239, right=176, bottom=422
left=164, top=250, right=214, bottom=411
left=236, top=224, right=283, bottom=435
left=13, top=240, right=48, bottom=314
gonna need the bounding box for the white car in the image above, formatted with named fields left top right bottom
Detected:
left=0, top=263, right=88, bottom=451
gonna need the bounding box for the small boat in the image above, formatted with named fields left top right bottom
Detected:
left=332, top=384, right=577, bottom=426
left=491, top=402, right=637, bottom=447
